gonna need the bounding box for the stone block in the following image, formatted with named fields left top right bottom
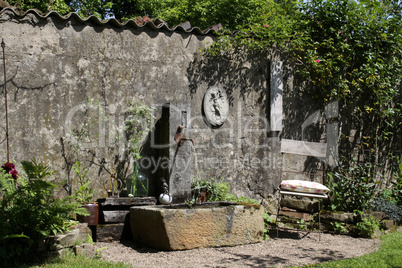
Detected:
left=55, top=248, right=72, bottom=258
left=279, top=209, right=313, bottom=221
left=73, top=243, right=95, bottom=258
left=130, top=203, right=264, bottom=250
left=369, top=211, right=386, bottom=222
left=49, top=223, right=92, bottom=251
left=101, top=210, right=129, bottom=223
left=280, top=197, right=320, bottom=213
left=320, top=211, right=354, bottom=223
left=381, top=219, right=397, bottom=230
left=262, top=195, right=278, bottom=214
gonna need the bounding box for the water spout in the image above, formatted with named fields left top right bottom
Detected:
left=174, top=126, right=195, bottom=147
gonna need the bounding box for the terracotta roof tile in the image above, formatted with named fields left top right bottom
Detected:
left=0, top=7, right=219, bottom=35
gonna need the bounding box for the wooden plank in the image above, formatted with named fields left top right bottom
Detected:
left=280, top=190, right=328, bottom=199
left=98, top=197, right=157, bottom=207
left=281, top=139, right=327, bottom=158
left=270, top=61, right=283, bottom=131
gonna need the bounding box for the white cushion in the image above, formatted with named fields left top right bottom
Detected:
left=280, top=180, right=330, bottom=194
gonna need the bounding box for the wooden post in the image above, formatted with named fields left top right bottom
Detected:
left=1, top=39, right=10, bottom=162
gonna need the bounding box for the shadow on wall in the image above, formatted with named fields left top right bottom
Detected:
left=186, top=51, right=269, bottom=110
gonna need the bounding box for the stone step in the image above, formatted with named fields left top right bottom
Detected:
left=96, top=223, right=132, bottom=242
left=279, top=208, right=313, bottom=221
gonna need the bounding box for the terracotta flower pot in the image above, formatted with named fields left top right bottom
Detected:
left=77, top=202, right=99, bottom=226
left=197, top=191, right=207, bottom=203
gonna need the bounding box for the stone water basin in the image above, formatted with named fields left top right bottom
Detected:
left=130, top=201, right=264, bottom=250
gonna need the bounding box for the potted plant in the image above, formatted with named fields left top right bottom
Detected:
left=72, top=159, right=98, bottom=226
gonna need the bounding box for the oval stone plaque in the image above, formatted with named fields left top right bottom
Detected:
left=203, top=86, right=229, bottom=127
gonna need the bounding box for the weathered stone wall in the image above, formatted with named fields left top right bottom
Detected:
left=0, top=8, right=324, bottom=203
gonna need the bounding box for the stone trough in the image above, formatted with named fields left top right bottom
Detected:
left=130, top=202, right=264, bottom=250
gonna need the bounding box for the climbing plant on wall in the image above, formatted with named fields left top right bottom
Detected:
left=211, top=0, right=401, bottom=180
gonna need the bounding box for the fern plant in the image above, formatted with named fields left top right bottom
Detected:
left=0, top=159, right=87, bottom=265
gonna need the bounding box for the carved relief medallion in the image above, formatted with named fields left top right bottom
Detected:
left=203, top=86, right=229, bottom=127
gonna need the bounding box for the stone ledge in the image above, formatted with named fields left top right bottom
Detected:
left=98, top=197, right=157, bottom=208
left=320, top=211, right=354, bottom=223
left=36, top=223, right=95, bottom=258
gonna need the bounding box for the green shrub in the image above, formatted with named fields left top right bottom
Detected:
left=326, top=158, right=379, bottom=212
left=330, top=221, right=348, bottom=234
left=390, top=156, right=402, bottom=206
left=352, top=213, right=380, bottom=238
left=372, top=197, right=402, bottom=222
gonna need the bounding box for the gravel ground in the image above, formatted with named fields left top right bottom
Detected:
left=95, top=230, right=380, bottom=267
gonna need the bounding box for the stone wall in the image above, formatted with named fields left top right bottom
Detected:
left=0, top=8, right=326, bottom=203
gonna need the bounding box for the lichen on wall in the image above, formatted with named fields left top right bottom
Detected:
left=0, top=8, right=315, bottom=203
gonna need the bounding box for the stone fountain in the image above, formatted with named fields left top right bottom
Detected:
left=128, top=102, right=264, bottom=250
left=96, top=102, right=264, bottom=247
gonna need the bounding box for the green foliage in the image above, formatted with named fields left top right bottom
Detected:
left=184, top=198, right=196, bottom=209
left=21, top=157, right=55, bottom=180
left=72, top=160, right=93, bottom=204
left=296, top=218, right=308, bottom=230
left=191, top=174, right=259, bottom=204
left=352, top=213, right=380, bottom=238
left=0, top=159, right=85, bottom=265
left=389, top=156, right=402, bottom=206
left=123, top=101, right=155, bottom=161
left=135, top=0, right=273, bottom=30
left=372, top=198, right=402, bottom=221
left=326, top=157, right=379, bottom=212
left=330, top=221, right=348, bottom=234
left=108, top=0, right=143, bottom=21
left=8, top=0, right=70, bottom=15
left=209, top=0, right=401, bottom=187
left=64, top=0, right=113, bottom=19
left=191, top=176, right=230, bottom=202
left=263, top=212, right=275, bottom=240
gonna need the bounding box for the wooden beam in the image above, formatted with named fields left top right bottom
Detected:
left=281, top=139, right=327, bottom=158
left=280, top=190, right=328, bottom=199
left=270, top=61, right=283, bottom=131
